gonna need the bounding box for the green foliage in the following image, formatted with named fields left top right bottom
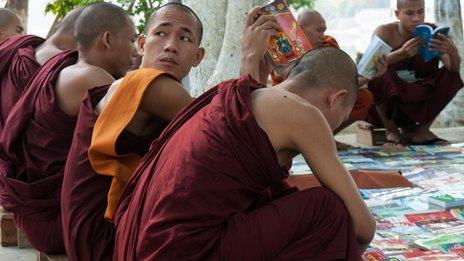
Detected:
left=287, top=0, right=316, bottom=10
left=45, top=0, right=165, bottom=34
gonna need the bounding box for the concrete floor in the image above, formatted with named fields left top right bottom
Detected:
left=1, top=124, right=463, bottom=260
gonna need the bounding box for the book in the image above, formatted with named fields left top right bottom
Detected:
left=414, top=24, right=450, bottom=62
left=357, top=34, right=392, bottom=79
left=413, top=234, right=464, bottom=250
left=260, top=0, right=313, bottom=65
left=429, top=193, right=464, bottom=209
left=406, top=211, right=464, bottom=234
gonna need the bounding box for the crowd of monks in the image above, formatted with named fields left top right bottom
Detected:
left=0, top=0, right=462, bottom=260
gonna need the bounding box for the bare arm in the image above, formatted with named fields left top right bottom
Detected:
left=55, top=66, right=115, bottom=117
left=139, top=75, right=193, bottom=121
left=288, top=105, right=375, bottom=251
left=240, top=6, right=281, bottom=83
left=374, top=25, right=421, bottom=65
left=432, top=34, right=461, bottom=73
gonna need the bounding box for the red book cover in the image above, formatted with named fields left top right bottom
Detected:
left=260, top=0, right=313, bottom=65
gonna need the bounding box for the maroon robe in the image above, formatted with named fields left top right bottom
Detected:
left=367, top=53, right=463, bottom=127
left=0, top=50, right=78, bottom=254
left=114, top=75, right=361, bottom=260
left=0, top=35, right=45, bottom=132
left=61, top=86, right=159, bottom=261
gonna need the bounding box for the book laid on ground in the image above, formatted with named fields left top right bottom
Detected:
left=429, top=193, right=464, bottom=209
left=357, top=34, right=392, bottom=79
left=261, top=0, right=313, bottom=65
left=414, top=24, right=450, bottom=62
left=405, top=211, right=464, bottom=234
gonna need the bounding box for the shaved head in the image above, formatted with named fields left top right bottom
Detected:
left=75, top=3, right=133, bottom=50
left=298, top=10, right=324, bottom=25
left=0, top=8, right=24, bottom=42
left=297, top=9, right=327, bottom=47
left=146, top=3, right=203, bottom=45
left=397, top=0, right=424, bottom=10
left=288, top=47, right=358, bottom=104
left=54, top=7, right=84, bottom=35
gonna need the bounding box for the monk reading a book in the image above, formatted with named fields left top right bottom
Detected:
left=0, top=7, right=83, bottom=134
left=367, top=0, right=463, bottom=149
left=113, top=7, right=375, bottom=260
left=0, top=3, right=136, bottom=254
left=61, top=3, right=205, bottom=260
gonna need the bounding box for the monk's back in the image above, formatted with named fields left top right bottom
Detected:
left=129, top=77, right=285, bottom=259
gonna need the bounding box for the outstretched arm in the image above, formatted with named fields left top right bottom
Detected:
left=287, top=104, right=375, bottom=252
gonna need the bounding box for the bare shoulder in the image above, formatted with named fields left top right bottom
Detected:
left=252, top=88, right=325, bottom=126
left=96, top=78, right=124, bottom=113
left=374, top=22, right=398, bottom=44
left=57, top=63, right=115, bottom=90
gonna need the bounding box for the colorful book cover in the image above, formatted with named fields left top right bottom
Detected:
left=429, top=194, right=464, bottom=209
left=406, top=211, right=464, bottom=233
left=260, top=0, right=313, bottom=65
left=414, top=24, right=450, bottom=62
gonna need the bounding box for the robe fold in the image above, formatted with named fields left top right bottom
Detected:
left=62, top=68, right=166, bottom=261
left=88, top=68, right=167, bottom=221
left=114, top=75, right=361, bottom=260
left=0, top=35, right=45, bottom=132
left=367, top=53, right=463, bottom=126
left=0, top=50, right=78, bottom=254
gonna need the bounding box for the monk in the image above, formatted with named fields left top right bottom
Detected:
left=0, top=3, right=136, bottom=254
left=113, top=8, right=375, bottom=260
left=61, top=3, right=204, bottom=260
left=270, top=9, right=385, bottom=150
left=0, top=8, right=83, bottom=133
left=0, top=8, right=24, bottom=43
left=367, top=0, right=463, bottom=149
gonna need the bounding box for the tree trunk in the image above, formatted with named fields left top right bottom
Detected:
left=434, top=0, right=464, bottom=127
left=184, top=0, right=268, bottom=96
left=5, top=0, right=28, bottom=32
left=183, top=0, right=228, bottom=96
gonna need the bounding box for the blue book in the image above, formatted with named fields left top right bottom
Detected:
left=414, top=24, right=450, bottom=62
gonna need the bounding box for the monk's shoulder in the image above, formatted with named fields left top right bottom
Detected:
left=58, top=63, right=114, bottom=90
left=253, top=89, right=323, bottom=127
left=374, top=23, right=398, bottom=44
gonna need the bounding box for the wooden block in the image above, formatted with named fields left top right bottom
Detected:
left=1, top=212, right=17, bottom=246
left=17, top=228, right=31, bottom=248
left=356, top=122, right=387, bottom=146
left=37, top=252, right=69, bottom=261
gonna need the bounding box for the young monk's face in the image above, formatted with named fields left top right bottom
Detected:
left=298, top=14, right=326, bottom=48
left=0, top=14, right=24, bottom=43
left=139, top=8, right=205, bottom=81
left=107, top=20, right=138, bottom=78
left=395, top=0, right=425, bottom=34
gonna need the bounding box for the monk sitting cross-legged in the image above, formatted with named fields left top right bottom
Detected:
left=0, top=3, right=137, bottom=254
left=61, top=3, right=205, bottom=260
left=0, top=8, right=83, bottom=134
left=367, top=0, right=463, bottom=149
left=113, top=7, right=375, bottom=260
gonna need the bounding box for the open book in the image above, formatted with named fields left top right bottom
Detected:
left=414, top=24, right=450, bottom=62
left=261, top=0, right=313, bottom=65
left=357, top=34, right=392, bottom=79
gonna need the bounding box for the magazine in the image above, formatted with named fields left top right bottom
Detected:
left=260, top=0, right=312, bottom=65
left=357, top=34, right=392, bottom=79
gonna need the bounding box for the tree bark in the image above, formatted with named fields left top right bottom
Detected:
left=434, top=0, right=464, bottom=126
left=183, top=0, right=228, bottom=96
left=184, top=0, right=268, bottom=96
left=5, top=0, right=28, bottom=32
